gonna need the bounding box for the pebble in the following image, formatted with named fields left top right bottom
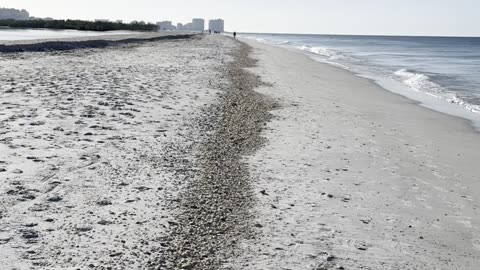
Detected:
left=47, top=196, right=63, bottom=202
left=159, top=41, right=275, bottom=269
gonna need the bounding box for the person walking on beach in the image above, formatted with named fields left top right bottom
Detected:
left=233, top=31, right=237, bottom=39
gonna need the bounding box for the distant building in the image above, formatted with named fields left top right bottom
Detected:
left=95, top=19, right=110, bottom=22
left=208, top=19, right=224, bottom=33
left=192, top=18, right=205, bottom=32
left=183, top=23, right=193, bottom=31
left=155, top=18, right=207, bottom=32
left=157, top=21, right=175, bottom=31
left=116, top=20, right=123, bottom=24
left=0, top=7, right=29, bottom=20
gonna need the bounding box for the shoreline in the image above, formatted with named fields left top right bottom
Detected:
left=244, top=37, right=480, bottom=133
left=256, top=38, right=480, bottom=134
left=234, top=38, right=480, bottom=269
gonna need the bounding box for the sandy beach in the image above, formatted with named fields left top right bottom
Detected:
left=1, top=33, right=480, bottom=270
left=234, top=39, right=480, bottom=269
left=0, top=33, right=247, bottom=269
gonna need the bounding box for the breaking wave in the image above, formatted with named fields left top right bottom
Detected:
left=394, top=69, right=443, bottom=94
left=297, top=45, right=336, bottom=58
left=394, top=69, right=480, bottom=113
left=242, top=33, right=480, bottom=118
left=296, top=45, right=350, bottom=69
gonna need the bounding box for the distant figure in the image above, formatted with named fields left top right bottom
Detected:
left=209, top=29, right=211, bottom=34
left=233, top=31, right=237, bottom=39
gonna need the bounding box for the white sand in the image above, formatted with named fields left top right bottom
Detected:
left=2, top=34, right=480, bottom=269
left=0, top=35, right=236, bottom=269
left=234, top=39, right=480, bottom=269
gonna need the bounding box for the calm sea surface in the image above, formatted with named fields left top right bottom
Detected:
left=242, top=33, right=480, bottom=128
left=0, top=28, right=138, bottom=41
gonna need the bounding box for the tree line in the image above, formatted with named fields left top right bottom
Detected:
left=0, top=19, right=158, bottom=31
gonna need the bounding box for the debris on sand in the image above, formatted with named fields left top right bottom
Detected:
left=156, top=41, right=274, bottom=269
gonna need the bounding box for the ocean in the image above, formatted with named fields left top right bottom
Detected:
left=241, top=33, right=480, bottom=129
left=0, top=28, right=139, bottom=41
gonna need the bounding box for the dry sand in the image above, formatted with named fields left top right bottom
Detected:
left=231, top=39, right=480, bottom=269
left=0, top=34, right=239, bottom=269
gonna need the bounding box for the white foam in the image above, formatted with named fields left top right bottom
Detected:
left=394, top=69, right=440, bottom=93
left=297, top=45, right=334, bottom=57
left=394, top=69, right=480, bottom=114
left=245, top=34, right=480, bottom=128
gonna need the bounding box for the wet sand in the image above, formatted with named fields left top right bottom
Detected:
left=233, top=38, right=480, bottom=269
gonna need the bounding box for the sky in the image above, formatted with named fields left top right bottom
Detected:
left=1, top=0, right=479, bottom=36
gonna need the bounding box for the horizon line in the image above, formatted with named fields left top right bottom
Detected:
left=234, top=31, right=480, bottom=39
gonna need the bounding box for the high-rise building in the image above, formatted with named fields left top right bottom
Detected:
left=183, top=23, right=193, bottom=31
left=177, top=23, right=184, bottom=31
left=157, top=21, right=175, bottom=31
left=0, top=7, right=29, bottom=20
left=208, top=19, right=224, bottom=33
left=192, top=18, right=205, bottom=32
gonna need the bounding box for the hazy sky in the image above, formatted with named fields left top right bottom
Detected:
left=2, top=0, right=479, bottom=36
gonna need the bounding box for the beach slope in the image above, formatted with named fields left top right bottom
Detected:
left=233, top=39, right=480, bottom=270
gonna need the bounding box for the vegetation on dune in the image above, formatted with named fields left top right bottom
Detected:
left=0, top=19, right=158, bottom=31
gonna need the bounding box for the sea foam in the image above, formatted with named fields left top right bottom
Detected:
left=394, top=69, right=480, bottom=113
left=244, top=33, right=480, bottom=121
left=394, top=69, right=442, bottom=94
left=297, top=45, right=334, bottom=57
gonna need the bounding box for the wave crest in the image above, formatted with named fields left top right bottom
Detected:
left=394, top=69, right=480, bottom=113
left=297, top=45, right=335, bottom=58
left=394, top=69, right=441, bottom=93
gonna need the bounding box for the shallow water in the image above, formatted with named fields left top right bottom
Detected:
left=0, top=28, right=139, bottom=41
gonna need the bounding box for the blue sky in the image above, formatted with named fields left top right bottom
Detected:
left=2, top=0, right=479, bottom=36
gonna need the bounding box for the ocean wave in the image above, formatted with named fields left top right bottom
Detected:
left=394, top=69, right=480, bottom=113
left=296, top=45, right=350, bottom=69
left=394, top=69, right=442, bottom=93
left=296, top=45, right=348, bottom=62
left=297, top=45, right=334, bottom=57
left=247, top=34, right=480, bottom=118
